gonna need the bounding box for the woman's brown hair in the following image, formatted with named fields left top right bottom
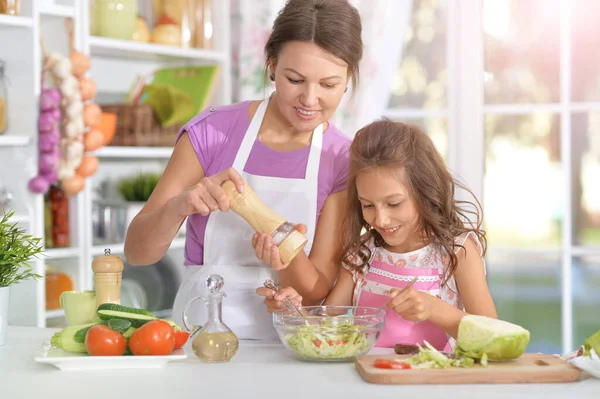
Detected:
left=264, top=0, right=363, bottom=91
left=340, top=119, right=487, bottom=286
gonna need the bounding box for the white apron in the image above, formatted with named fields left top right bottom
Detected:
left=171, top=97, right=323, bottom=341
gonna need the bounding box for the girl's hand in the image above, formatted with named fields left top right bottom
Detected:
left=251, top=224, right=308, bottom=270
left=255, top=286, right=303, bottom=313
left=168, top=168, right=245, bottom=218
left=387, top=288, right=434, bottom=323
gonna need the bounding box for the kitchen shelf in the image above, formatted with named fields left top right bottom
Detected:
left=0, top=14, right=33, bottom=28
left=0, top=135, right=30, bottom=146
left=38, top=4, right=75, bottom=18
left=92, top=237, right=186, bottom=257
left=2, top=0, right=231, bottom=329
left=89, top=36, right=226, bottom=63
left=45, top=309, right=65, bottom=319
left=45, top=247, right=81, bottom=260
left=95, top=146, right=174, bottom=160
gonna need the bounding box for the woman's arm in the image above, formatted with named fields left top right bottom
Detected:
left=427, top=236, right=498, bottom=338
left=278, top=189, right=348, bottom=304
left=123, top=133, right=204, bottom=265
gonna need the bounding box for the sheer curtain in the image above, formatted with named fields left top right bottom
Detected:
left=230, top=0, right=413, bottom=137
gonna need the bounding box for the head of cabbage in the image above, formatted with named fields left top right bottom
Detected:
left=454, top=315, right=530, bottom=362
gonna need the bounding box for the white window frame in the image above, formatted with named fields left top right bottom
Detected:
left=384, top=0, right=600, bottom=353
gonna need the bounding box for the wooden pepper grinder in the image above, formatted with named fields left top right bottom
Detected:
left=92, top=248, right=124, bottom=309
left=221, top=179, right=308, bottom=265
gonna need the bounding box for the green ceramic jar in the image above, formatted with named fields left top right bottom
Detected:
left=94, top=0, right=138, bottom=40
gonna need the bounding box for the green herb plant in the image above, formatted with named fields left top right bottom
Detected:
left=118, top=172, right=162, bottom=202
left=0, top=211, right=44, bottom=287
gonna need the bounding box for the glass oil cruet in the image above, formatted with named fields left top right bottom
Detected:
left=182, top=274, right=239, bottom=363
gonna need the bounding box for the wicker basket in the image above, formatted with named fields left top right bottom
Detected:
left=100, top=103, right=181, bottom=147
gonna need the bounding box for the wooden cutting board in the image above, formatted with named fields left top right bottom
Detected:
left=355, top=353, right=583, bottom=384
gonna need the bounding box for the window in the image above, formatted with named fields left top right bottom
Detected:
left=387, top=0, right=600, bottom=354
left=385, top=0, right=449, bottom=160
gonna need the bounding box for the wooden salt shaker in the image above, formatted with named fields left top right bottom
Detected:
left=221, top=179, right=308, bottom=265
left=92, top=248, right=124, bottom=309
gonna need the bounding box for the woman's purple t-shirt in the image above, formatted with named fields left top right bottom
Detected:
left=175, top=101, right=352, bottom=266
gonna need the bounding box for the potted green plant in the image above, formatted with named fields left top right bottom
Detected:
left=0, top=210, right=44, bottom=346
left=117, top=172, right=162, bottom=234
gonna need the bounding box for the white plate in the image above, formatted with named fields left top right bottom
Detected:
left=34, top=340, right=188, bottom=371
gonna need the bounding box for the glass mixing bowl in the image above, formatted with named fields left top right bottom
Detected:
left=273, top=306, right=385, bottom=362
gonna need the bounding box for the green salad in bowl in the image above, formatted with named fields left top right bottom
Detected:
left=273, top=306, right=385, bottom=362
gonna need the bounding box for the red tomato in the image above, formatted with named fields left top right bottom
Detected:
left=129, top=320, right=176, bottom=356
left=85, top=325, right=127, bottom=356
left=173, top=331, right=190, bottom=349
left=374, top=359, right=412, bottom=369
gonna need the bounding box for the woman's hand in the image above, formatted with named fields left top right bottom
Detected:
left=255, top=286, right=303, bottom=313
left=167, top=168, right=245, bottom=218
left=252, top=224, right=308, bottom=270
left=387, top=288, right=434, bottom=323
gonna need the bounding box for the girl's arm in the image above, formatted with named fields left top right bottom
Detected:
left=427, top=236, right=498, bottom=338
left=277, top=189, right=348, bottom=304
left=321, top=267, right=355, bottom=307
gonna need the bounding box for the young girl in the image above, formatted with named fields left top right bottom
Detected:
left=257, top=119, right=498, bottom=351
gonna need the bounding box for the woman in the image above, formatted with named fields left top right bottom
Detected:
left=123, top=0, right=364, bottom=341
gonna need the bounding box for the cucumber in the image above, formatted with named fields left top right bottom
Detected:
left=97, top=303, right=157, bottom=328
left=122, top=326, right=136, bottom=339
left=73, top=319, right=133, bottom=343
left=97, top=303, right=154, bottom=317
left=74, top=321, right=106, bottom=343
left=161, top=319, right=182, bottom=331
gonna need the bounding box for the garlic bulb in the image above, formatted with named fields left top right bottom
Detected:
left=65, top=101, right=83, bottom=120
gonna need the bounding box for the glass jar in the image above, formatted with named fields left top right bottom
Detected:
left=45, top=266, right=74, bottom=310
left=49, top=186, right=70, bottom=248
left=0, top=60, right=7, bottom=134
left=0, top=0, right=20, bottom=16
left=151, top=0, right=213, bottom=49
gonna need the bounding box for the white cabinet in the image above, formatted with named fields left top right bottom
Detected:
left=0, top=0, right=231, bottom=327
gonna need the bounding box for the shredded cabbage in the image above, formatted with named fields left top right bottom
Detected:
left=404, top=341, right=476, bottom=369
left=284, top=320, right=373, bottom=360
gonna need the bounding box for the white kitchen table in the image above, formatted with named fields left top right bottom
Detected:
left=0, top=326, right=598, bottom=399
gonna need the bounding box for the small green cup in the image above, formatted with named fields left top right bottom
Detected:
left=59, top=290, right=98, bottom=326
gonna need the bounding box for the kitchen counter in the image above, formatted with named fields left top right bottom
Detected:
left=0, top=326, right=598, bottom=399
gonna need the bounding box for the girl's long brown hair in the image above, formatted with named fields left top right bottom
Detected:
left=340, top=119, right=487, bottom=286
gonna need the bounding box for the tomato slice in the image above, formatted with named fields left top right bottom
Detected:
left=374, top=359, right=412, bottom=369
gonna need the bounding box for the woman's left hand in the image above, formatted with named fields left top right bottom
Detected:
left=387, top=288, right=434, bottom=322
left=251, top=224, right=307, bottom=270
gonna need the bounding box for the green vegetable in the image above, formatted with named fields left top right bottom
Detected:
left=73, top=319, right=133, bottom=343
left=161, top=319, right=182, bottom=331
left=51, top=322, right=99, bottom=353
left=96, top=303, right=157, bottom=328
left=284, top=320, right=373, bottom=360
left=97, top=303, right=154, bottom=317
left=404, top=341, right=475, bottom=369
left=583, top=330, right=600, bottom=357
left=74, top=321, right=106, bottom=343
left=454, top=315, right=530, bottom=362
left=107, top=318, right=132, bottom=334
